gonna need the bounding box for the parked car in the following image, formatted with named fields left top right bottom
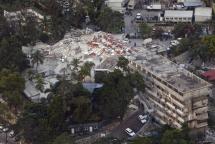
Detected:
left=0, top=125, right=3, bottom=132
left=3, top=127, right=8, bottom=132
left=125, top=128, right=136, bottom=137
left=9, top=130, right=15, bottom=137
left=138, top=114, right=148, bottom=124
left=136, top=13, right=142, bottom=21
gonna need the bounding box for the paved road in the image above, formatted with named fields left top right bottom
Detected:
left=0, top=132, right=16, bottom=144
left=124, top=10, right=162, bottom=34
left=110, top=109, right=145, bottom=140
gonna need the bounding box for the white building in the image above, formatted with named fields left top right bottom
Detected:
left=164, top=10, right=193, bottom=22
left=105, top=0, right=127, bottom=13
left=195, top=7, right=212, bottom=22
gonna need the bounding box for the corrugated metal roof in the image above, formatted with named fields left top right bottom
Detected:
left=164, top=10, right=193, bottom=18
left=195, top=7, right=212, bottom=17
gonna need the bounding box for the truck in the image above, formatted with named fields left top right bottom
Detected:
left=127, top=0, right=136, bottom=10
left=146, top=4, right=162, bottom=10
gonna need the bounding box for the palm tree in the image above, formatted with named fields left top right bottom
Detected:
left=79, top=61, right=95, bottom=80
left=35, top=74, right=45, bottom=92
left=31, top=50, right=44, bottom=71
left=71, top=58, right=80, bottom=72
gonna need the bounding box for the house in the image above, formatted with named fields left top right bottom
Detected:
left=195, top=7, right=212, bottom=22
left=164, top=10, right=193, bottom=22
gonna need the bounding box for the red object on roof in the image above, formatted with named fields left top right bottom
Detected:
left=202, top=70, right=215, bottom=81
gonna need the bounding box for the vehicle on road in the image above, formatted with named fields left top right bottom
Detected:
left=125, top=128, right=136, bottom=137
left=0, top=125, right=3, bottom=132
left=135, top=13, right=142, bottom=21
left=138, top=114, right=148, bottom=124
left=9, top=130, right=15, bottom=137
left=147, top=4, right=162, bottom=10
left=3, top=127, right=8, bottom=132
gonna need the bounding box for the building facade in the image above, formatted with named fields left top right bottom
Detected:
left=164, top=10, right=193, bottom=22
left=128, top=52, right=212, bottom=131
left=195, top=7, right=212, bottom=22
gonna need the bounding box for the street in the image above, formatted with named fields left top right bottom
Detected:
left=110, top=109, right=145, bottom=140
left=0, top=132, right=16, bottom=144
left=124, top=10, right=162, bottom=35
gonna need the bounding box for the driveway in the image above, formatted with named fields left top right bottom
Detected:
left=110, top=109, right=145, bottom=140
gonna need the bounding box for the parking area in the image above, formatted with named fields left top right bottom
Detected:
left=110, top=109, right=153, bottom=140
left=124, top=9, right=162, bottom=35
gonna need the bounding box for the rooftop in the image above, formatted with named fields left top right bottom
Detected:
left=129, top=50, right=211, bottom=93
left=195, top=7, right=212, bottom=16
left=95, top=56, right=119, bottom=71
left=164, top=10, right=193, bottom=18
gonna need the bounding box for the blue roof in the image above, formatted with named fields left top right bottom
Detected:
left=82, top=83, right=103, bottom=93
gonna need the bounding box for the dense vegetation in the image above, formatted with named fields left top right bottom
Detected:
left=12, top=56, right=145, bottom=144
left=170, top=23, right=215, bottom=63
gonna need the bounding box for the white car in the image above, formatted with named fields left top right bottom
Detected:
left=138, top=114, right=148, bottom=124
left=125, top=128, right=136, bottom=137
left=9, top=130, right=15, bottom=137
left=3, top=127, right=8, bottom=132
left=0, top=125, right=3, bottom=131
left=136, top=13, right=142, bottom=20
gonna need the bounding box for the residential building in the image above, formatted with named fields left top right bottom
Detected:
left=164, top=10, right=193, bottom=22
left=195, top=7, right=212, bottom=22
left=128, top=51, right=212, bottom=131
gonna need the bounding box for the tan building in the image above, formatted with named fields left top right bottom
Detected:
left=128, top=51, right=212, bottom=131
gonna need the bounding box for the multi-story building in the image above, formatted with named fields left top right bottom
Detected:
left=128, top=51, right=212, bottom=131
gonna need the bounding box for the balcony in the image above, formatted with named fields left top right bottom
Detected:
left=176, top=109, right=184, bottom=116
left=194, top=107, right=208, bottom=114
left=177, top=117, right=185, bottom=123
left=171, top=98, right=184, bottom=109
left=196, top=122, right=208, bottom=128
left=197, top=113, right=208, bottom=121
left=166, top=102, right=175, bottom=110
left=173, top=121, right=182, bottom=128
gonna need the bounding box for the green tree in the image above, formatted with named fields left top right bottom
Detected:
left=128, top=71, right=145, bottom=92
left=117, top=56, right=129, bottom=72
left=15, top=103, right=52, bottom=144
left=0, top=37, right=28, bottom=71
left=31, top=50, right=44, bottom=71
left=161, top=129, right=189, bottom=144
left=94, top=70, right=134, bottom=119
left=139, top=23, right=152, bottom=38
left=173, top=23, right=202, bottom=38
left=52, top=133, right=74, bottom=144
left=130, top=137, right=153, bottom=144
left=0, top=69, right=25, bottom=110
left=71, top=58, right=80, bottom=72
left=171, top=38, right=192, bottom=56
left=35, top=74, right=45, bottom=92
left=79, top=61, right=95, bottom=80
left=48, top=96, right=65, bottom=136
left=96, top=7, right=124, bottom=33
left=72, top=96, right=92, bottom=123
